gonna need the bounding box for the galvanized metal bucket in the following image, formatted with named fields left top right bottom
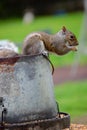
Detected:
left=0, top=54, right=70, bottom=130
left=0, top=54, right=58, bottom=124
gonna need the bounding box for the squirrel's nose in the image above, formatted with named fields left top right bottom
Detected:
left=76, top=42, right=79, bottom=45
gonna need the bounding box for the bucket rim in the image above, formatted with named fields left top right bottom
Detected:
left=0, top=54, right=43, bottom=64
left=0, top=112, right=70, bottom=129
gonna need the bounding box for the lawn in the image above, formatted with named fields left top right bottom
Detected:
left=54, top=80, right=87, bottom=122
left=0, top=11, right=87, bottom=67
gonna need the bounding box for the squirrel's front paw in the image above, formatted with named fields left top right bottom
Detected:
left=41, top=51, right=49, bottom=57
left=71, top=46, right=78, bottom=51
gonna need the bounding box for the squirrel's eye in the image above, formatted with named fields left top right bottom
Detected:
left=70, top=35, right=74, bottom=39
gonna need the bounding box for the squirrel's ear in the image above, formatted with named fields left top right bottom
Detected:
left=62, top=26, right=66, bottom=32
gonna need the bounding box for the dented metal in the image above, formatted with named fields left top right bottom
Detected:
left=0, top=54, right=70, bottom=129
left=0, top=55, right=58, bottom=124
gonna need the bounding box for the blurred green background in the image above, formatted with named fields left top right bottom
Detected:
left=0, top=12, right=86, bottom=66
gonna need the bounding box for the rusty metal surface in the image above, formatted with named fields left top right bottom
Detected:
left=0, top=54, right=58, bottom=124
left=0, top=56, right=20, bottom=65
left=0, top=112, right=70, bottom=130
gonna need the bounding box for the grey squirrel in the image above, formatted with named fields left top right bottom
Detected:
left=22, top=26, right=78, bottom=56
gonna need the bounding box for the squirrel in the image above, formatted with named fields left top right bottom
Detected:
left=22, top=26, right=78, bottom=56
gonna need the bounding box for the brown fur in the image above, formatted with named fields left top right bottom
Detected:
left=22, top=26, right=78, bottom=56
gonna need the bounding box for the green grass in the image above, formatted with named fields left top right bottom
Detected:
left=0, top=11, right=87, bottom=66
left=0, top=12, right=82, bottom=43
left=54, top=80, right=87, bottom=121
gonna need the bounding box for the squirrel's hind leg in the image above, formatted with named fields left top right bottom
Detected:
left=36, top=40, right=49, bottom=56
